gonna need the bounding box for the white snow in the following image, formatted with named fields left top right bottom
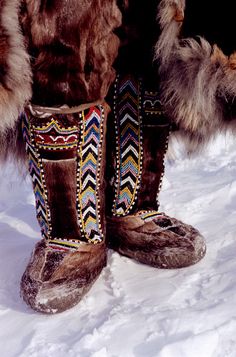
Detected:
left=0, top=134, right=236, bottom=357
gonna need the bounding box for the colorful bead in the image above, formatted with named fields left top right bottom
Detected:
left=22, top=112, right=52, bottom=239
left=113, top=75, right=143, bottom=216
left=77, top=107, right=104, bottom=243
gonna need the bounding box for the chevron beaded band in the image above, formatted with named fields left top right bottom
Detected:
left=77, top=106, right=104, bottom=243
left=113, top=75, right=143, bottom=216
left=22, top=112, right=52, bottom=240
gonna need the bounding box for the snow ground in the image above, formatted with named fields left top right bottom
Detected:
left=0, top=134, right=236, bottom=357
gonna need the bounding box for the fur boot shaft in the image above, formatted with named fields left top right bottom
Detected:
left=156, top=0, right=236, bottom=149
left=0, top=0, right=31, bottom=133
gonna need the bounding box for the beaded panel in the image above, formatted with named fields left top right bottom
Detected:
left=77, top=106, right=104, bottom=243
left=22, top=113, right=52, bottom=239
left=33, top=119, right=78, bottom=151
left=143, top=91, right=163, bottom=116
left=113, top=76, right=143, bottom=216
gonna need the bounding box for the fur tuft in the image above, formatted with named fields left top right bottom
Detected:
left=0, top=0, right=32, bottom=162
left=156, top=1, right=236, bottom=150
left=0, top=0, right=32, bottom=132
left=0, top=118, right=27, bottom=164
left=155, top=0, right=185, bottom=66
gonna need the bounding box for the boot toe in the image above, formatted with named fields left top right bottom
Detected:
left=107, top=212, right=206, bottom=269
left=20, top=240, right=106, bottom=314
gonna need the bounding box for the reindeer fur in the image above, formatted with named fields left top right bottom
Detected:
left=0, top=0, right=121, bottom=162
left=1, top=0, right=236, bottom=161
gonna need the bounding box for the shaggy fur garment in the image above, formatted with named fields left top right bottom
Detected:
left=0, top=0, right=121, bottom=162
left=0, top=0, right=31, bottom=161
left=20, top=0, right=121, bottom=106
left=0, top=0, right=31, bottom=132
left=2, top=0, right=236, bottom=160
left=156, top=0, right=236, bottom=150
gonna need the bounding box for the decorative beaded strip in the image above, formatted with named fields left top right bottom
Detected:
left=143, top=90, right=163, bottom=116
left=113, top=75, right=143, bottom=216
left=47, top=238, right=84, bottom=252
left=134, top=210, right=163, bottom=222
left=22, top=112, right=52, bottom=239
left=112, top=77, right=171, bottom=216
left=33, top=119, right=78, bottom=151
left=77, top=106, right=104, bottom=243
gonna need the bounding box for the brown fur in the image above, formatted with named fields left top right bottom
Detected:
left=43, top=159, right=82, bottom=240
left=21, top=240, right=106, bottom=314
left=2, top=0, right=236, bottom=161
left=136, top=116, right=170, bottom=212
left=0, top=0, right=121, bottom=163
left=155, top=0, right=185, bottom=67
left=107, top=213, right=206, bottom=268
left=0, top=0, right=32, bottom=162
left=0, top=0, right=31, bottom=132
left=20, top=0, right=121, bottom=106
left=0, top=119, right=27, bottom=164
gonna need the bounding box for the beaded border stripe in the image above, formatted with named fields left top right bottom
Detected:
left=47, top=238, right=85, bottom=252
left=77, top=106, right=104, bottom=243
left=22, top=112, right=52, bottom=240
left=134, top=210, right=163, bottom=222
left=112, top=75, right=143, bottom=216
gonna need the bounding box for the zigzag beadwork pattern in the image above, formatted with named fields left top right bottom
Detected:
left=22, top=113, right=51, bottom=239
left=77, top=106, right=104, bottom=243
left=113, top=76, right=143, bottom=216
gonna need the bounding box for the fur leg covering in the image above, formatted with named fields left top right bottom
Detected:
left=156, top=0, right=236, bottom=150
left=20, top=104, right=108, bottom=314
left=0, top=0, right=32, bottom=161
left=106, top=75, right=206, bottom=268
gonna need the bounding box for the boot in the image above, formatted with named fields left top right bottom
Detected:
left=20, top=103, right=108, bottom=313
left=106, top=75, right=206, bottom=268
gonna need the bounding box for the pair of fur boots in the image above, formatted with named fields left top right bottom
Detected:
left=0, top=0, right=236, bottom=313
